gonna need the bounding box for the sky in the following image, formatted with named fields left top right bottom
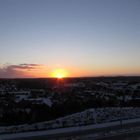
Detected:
left=0, top=0, right=140, bottom=78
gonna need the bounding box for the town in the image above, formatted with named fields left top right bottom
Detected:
left=0, top=77, right=140, bottom=135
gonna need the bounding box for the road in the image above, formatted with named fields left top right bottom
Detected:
left=1, top=118, right=140, bottom=140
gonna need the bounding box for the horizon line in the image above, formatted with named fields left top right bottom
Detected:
left=0, top=75, right=140, bottom=79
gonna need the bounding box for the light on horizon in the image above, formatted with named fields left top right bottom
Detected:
left=51, top=68, right=68, bottom=78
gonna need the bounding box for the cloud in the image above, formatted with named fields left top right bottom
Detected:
left=9, top=64, right=42, bottom=70
left=0, top=64, right=45, bottom=78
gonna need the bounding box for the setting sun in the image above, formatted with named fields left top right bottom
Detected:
left=51, top=69, right=68, bottom=78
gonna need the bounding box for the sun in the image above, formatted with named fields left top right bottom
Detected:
left=56, top=73, right=63, bottom=79
left=51, top=69, right=68, bottom=79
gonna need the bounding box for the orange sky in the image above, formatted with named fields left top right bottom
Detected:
left=0, top=63, right=140, bottom=78
left=21, top=66, right=140, bottom=78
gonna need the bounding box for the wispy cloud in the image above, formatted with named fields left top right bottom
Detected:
left=10, top=64, right=43, bottom=70
left=0, top=64, right=46, bottom=78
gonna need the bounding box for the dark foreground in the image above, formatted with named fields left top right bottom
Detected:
left=1, top=118, right=140, bottom=140
left=99, top=131, right=140, bottom=140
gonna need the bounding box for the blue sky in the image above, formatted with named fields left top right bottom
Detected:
left=0, top=0, right=140, bottom=77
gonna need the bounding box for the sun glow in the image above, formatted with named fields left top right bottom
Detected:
left=51, top=69, right=68, bottom=78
